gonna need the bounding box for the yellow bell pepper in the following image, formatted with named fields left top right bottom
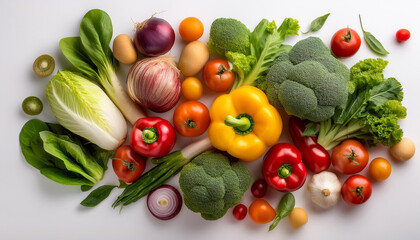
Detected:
left=208, top=86, right=283, bottom=161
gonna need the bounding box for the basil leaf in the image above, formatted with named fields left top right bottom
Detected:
left=81, top=185, right=94, bottom=192
left=269, top=193, right=295, bottom=231
left=303, top=13, right=330, bottom=34
left=80, top=185, right=117, bottom=207
left=359, top=15, right=389, bottom=56
left=302, top=122, right=318, bottom=137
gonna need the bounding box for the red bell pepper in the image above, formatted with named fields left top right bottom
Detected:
left=262, top=143, right=307, bottom=192
left=129, top=117, right=176, bottom=158
left=289, top=116, right=331, bottom=173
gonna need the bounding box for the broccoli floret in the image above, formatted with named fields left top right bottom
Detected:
left=266, top=37, right=350, bottom=122
left=207, top=18, right=250, bottom=56
left=179, top=150, right=251, bottom=220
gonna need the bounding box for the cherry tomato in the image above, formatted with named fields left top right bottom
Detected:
left=251, top=179, right=268, bottom=198
left=249, top=199, right=276, bottom=224
left=112, top=145, right=147, bottom=183
left=369, top=157, right=392, bottom=181
left=232, top=204, right=247, bottom=221
left=331, top=139, right=369, bottom=175
left=181, top=77, right=203, bottom=101
left=173, top=101, right=210, bottom=137
left=396, top=29, right=410, bottom=42
left=179, top=17, right=204, bottom=42
left=203, top=59, right=235, bottom=92
left=331, top=27, right=361, bottom=58
left=341, top=175, right=372, bottom=205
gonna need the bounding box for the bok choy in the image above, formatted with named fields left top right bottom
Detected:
left=59, top=9, right=145, bottom=125
left=45, top=70, right=127, bottom=150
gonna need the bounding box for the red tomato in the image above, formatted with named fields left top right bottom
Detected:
left=341, top=175, right=372, bottom=205
left=232, top=204, right=247, bottom=221
left=396, top=29, right=410, bottom=42
left=249, top=199, right=276, bottom=224
left=331, top=28, right=361, bottom=58
left=112, top=145, right=147, bottom=183
left=251, top=179, right=268, bottom=198
left=203, top=59, right=235, bottom=92
left=331, top=139, right=369, bottom=174
left=173, top=101, right=210, bottom=137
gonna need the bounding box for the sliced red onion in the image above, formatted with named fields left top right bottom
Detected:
left=147, top=185, right=182, bottom=220
left=126, top=55, right=181, bottom=113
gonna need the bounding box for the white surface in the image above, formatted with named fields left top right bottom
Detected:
left=1, top=0, right=419, bottom=239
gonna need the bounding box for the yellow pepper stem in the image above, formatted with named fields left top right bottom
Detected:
left=224, top=114, right=254, bottom=135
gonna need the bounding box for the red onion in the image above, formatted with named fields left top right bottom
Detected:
left=147, top=185, right=182, bottom=220
left=127, top=55, right=181, bottom=113
left=134, top=17, right=175, bottom=57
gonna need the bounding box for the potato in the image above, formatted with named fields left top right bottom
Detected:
left=113, top=34, right=137, bottom=65
left=288, top=208, right=308, bottom=229
left=178, top=41, right=209, bottom=77
left=390, top=137, right=415, bottom=161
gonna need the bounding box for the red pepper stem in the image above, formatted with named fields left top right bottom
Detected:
left=278, top=164, right=292, bottom=178
left=142, top=127, right=158, bottom=144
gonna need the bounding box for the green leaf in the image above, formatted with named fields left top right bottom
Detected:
left=302, top=122, right=318, bottom=137
left=40, top=168, right=94, bottom=186
left=39, top=131, right=100, bottom=184
left=369, top=78, right=403, bottom=106
left=303, top=13, right=330, bottom=34
left=269, top=193, right=295, bottom=231
left=19, top=119, right=54, bottom=170
left=59, top=37, right=99, bottom=80
left=80, top=185, right=117, bottom=207
left=79, top=9, right=113, bottom=71
left=81, top=185, right=94, bottom=192
left=359, top=15, right=389, bottom=56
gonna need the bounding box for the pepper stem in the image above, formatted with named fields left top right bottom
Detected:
left=278, top=164, right=292, bottom=178
left=224, top=113, right=254, bottom=135
left=142, top=127, right=158, bottom=144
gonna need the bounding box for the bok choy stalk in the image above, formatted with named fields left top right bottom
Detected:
left=59, top=9, right=145, bottom=125
left=45, top=70, right=127, bottom=150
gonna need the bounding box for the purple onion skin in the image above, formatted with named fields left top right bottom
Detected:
left=135, top=18, right=175, bottom=57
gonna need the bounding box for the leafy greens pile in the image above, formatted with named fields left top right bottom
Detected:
left=314, top=58, right=406, bottom=150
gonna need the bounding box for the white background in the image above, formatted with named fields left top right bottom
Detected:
left=1, top=0, right=419, bottom=239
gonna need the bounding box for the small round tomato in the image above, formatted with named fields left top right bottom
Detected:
left=112, top=145, right=147, bottom=183
left=341, top=175, right=372, bottom=205
left=181, top=77, right=203, bottom=100
left=251, top=179, right=268, bottom=198
left=396, top=29, right=410, bottom=42
left=331, top=139, right=369, bottom=175
left=369, top=157, right=392, bottom=181
left=232, top=204, right=247, bottom=221
left=173, top=101, right=210, bottom=137
left=331, top=27, right=361, bottom=58
left=249, top=199, right=276, bottom=224
left=203, top=59, right=235, bottom=92
left=179, top=17, right=204, bottom=42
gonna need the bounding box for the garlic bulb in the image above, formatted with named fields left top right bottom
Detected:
left=307, top=171, right=341, bottom=208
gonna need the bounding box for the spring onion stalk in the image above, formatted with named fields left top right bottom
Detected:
left=113, top=137, right=212, bottom=208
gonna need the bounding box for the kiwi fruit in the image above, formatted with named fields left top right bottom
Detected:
left=33, top=54, right=55, bottom=77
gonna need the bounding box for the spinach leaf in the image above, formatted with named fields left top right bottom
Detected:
left=302, top=122, right=318, bottom=137
left=80, top=185, right=117, bottom=207
left=303, top=13, right=330, bottom=34
left=359, top=15, right=389, bottom=56
left=269, top=193, right=295, bottom=231
left=41, top=168, right=94, bottom=186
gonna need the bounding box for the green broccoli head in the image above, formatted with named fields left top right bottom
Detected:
left=266, top=37, right=350, bottom=122
left=207, top=18, right=250, bottom=56
left=179, top=150, right=251, bottom=220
